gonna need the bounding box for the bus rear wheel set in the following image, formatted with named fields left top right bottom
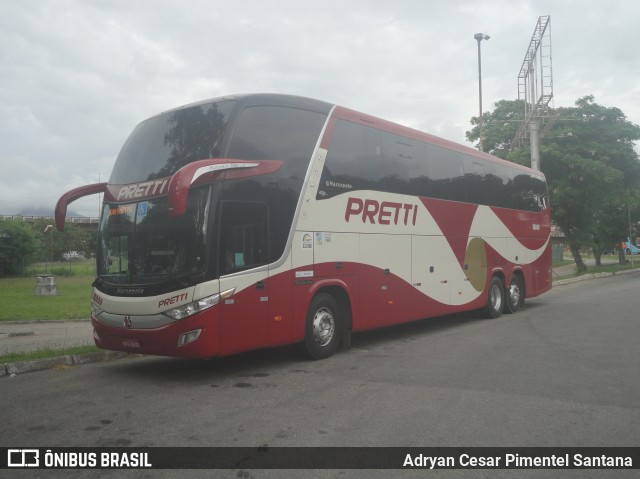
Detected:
left=485, top=274, right=525, bottom=318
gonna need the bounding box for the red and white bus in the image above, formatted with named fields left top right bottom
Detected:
left=56, top=94, right=551, bottom=359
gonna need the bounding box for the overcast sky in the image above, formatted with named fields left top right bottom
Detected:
left=1, top=0, right=639, bottom=217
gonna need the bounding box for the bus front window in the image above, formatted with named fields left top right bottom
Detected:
left=98, top=187, right=210, bottom=286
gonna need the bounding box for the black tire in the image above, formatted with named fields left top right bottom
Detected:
left=506, top=274, right=525, bottom=314
left=485, top=276, right=505, bottom=319
left=303, top=293, right=342, bottom=360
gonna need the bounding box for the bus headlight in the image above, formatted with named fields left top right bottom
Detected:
left=162, top=288, right=235, bottom=321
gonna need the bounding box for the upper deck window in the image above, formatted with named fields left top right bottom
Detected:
left=318, top=118, right=548, bottom=212
left=318, top=119, right=384, bottom=199
left=226, top=105, right=327, bottom=180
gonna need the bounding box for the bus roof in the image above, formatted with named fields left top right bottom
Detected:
left=146, top=93, right=543, bottom=180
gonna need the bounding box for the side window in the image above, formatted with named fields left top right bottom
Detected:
left=511, top=172, right=548, bottom=212
left=318, top=120, right=383, bottom=199
left=219, top=201, right=269, bottom=275
left=493, top=169, right=512, bottom=208
left=227, top=105, right=326, bottom=170
left=426, top=145, right=465, bottom=202
left=532, top=175, right=549, bottom=211
left=380, top=132, right=427, bottom=195
left=463, top=156, right=497, bottom=206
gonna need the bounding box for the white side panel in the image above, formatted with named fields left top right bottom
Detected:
left=412, top=236, right=451, bottom=305
left=291, top=230, right=315, bottom=271
left=304, top=190, right=427, bottom=236
left=313, top=232, right=359, bottom=266
left=360, top=234, right=411, bottom=280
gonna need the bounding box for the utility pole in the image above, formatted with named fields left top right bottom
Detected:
left=511, top=16, right=553, bottom=171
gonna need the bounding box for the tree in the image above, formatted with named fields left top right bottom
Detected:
left=467, top=96, right=640, bottom=272
left=466, top=99, right=526, bottom=159
left=546, top=96, right=640, bottom=270
left=0, top=220, right=36, bottom=276
left=31, top=220, right=95, bottom=262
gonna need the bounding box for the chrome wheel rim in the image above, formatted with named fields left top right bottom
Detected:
left=509, top=283, right=521, bottom=308
left=312, top=307, right=335, bottom=347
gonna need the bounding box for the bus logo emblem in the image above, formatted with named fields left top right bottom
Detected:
left=123, top=316, right=133, bottom=328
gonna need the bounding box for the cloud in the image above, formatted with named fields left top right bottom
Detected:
left=1, top=0, right=639, bottom=216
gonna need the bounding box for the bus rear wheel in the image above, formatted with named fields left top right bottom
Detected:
left=304, top=293, right=342, bottom=360
left=485, top=276, right=505, bottom=319
left=506, top=274, right=524, bottom=314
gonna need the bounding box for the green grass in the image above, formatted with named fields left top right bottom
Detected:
left=554, top=259, right=640, bottom=281
left=0, top=262, right=95, bottom=321
left=0, top=345, right=100, bottom=364
left=552, top=259, right=574, bottom=267
left=583, top=261, right=640, bottom=274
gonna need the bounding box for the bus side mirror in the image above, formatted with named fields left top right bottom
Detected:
left=167, top=159, right=283, bottom=217
left=55, top=182, right=108, bottom=231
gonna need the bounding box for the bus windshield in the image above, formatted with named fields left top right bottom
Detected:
left=97, top=187, right=210, bottom=286
left=110, top=100, right=236, bottom=184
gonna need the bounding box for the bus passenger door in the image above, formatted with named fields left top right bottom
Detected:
left=217, top=201, right=269, bottom=356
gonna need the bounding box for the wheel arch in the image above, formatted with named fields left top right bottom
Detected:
left=294, top=279, right=354, bottom=345
left=312, top=283, right=353, bottom=350
left=490, top=268, right=506, bottom=286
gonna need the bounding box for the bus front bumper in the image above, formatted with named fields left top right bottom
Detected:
left=91, top=311, right=219, bottom=358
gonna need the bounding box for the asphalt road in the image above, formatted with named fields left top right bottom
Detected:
left=2, top=271, right=639, bottom=479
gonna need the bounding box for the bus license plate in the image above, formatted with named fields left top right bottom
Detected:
left=121, top=338, right=141, bottom=349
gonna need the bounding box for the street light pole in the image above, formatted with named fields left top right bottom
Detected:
left=474, top=32, right=490, bottom=152
left=629, top=192, right=634, bottom=268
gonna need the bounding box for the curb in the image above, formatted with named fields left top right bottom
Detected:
left=0, top=318, right=91, bottom=325
left=552, top=266, right=640, bottom=286
left=1, top=351, right=131, bottom=377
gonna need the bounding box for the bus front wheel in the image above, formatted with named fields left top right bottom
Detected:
left=485, top=276, right=505, bottom=319
left=304, top=293, right=342, bottom=360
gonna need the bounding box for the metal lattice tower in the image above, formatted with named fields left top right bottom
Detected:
left=512, top=16, right=554, bottom=157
